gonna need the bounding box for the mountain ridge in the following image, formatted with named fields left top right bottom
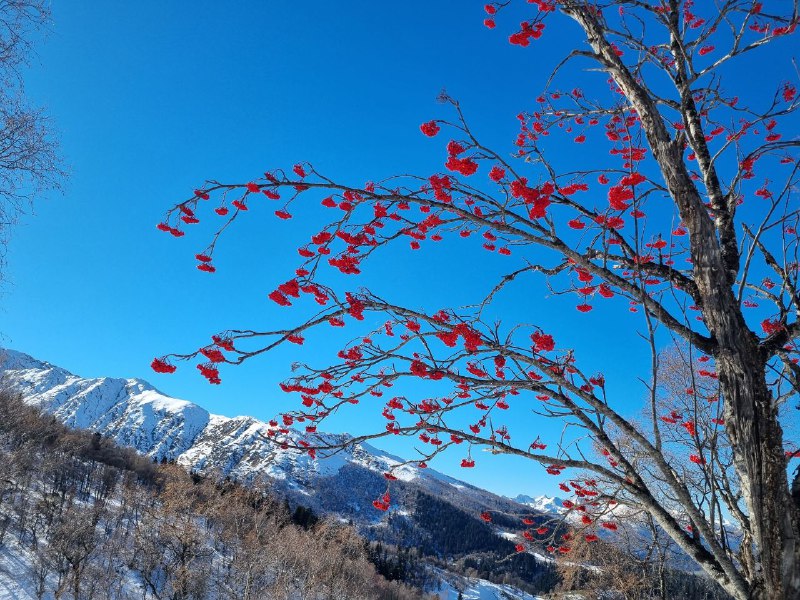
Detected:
left=0, top=348, right=534, bottom=521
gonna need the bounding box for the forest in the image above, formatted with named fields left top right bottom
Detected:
left=0, top=388, right=425, bottom=600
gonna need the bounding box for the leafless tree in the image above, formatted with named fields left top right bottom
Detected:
left=0, top=0, right=65, bottom=277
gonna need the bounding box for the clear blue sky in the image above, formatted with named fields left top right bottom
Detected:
left=3, top=2, right=797, bottom=498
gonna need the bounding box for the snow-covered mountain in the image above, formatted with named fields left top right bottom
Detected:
left=8, top=349, right=728, bottom=599
left=512, top=494, right=566, bottom=515
left=0, top=349, right=557, bottom=599
left=0, top=349, right=531, bottom=520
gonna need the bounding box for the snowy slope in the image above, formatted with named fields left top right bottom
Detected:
left=0, top=350, right=208, bottom=460
left=0, top=349, right=528, bottom=516
left=0, top=537, right=37, bottom=600
left=0, top=348, right=553, bottom=599
left=433, top=568, right=547, bottom=600
left=435, top=580, right=544, bottom=600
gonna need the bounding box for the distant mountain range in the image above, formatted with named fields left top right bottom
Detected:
left=0, top=348, right=548, bottom=538
left=513, top=494, right=566, bottom=515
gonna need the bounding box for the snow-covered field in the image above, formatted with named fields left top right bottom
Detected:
left=433, top=569, right=546, bottom=600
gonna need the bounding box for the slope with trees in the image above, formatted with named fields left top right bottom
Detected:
left=0, top=388, right=426, bottom=599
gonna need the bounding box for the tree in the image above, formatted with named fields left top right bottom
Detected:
left=155, top=2, right=800, bottom=599
left=47, top=504, right=100, bottom=600
left=0, top=1, right=64, bottom=275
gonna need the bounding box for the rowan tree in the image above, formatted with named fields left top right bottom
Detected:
left=155, top=2, right=800, bottom=599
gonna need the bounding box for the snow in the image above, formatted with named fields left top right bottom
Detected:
left=0, top=537, right=39, bottom=600
left=0, top=349, right=544, bottom=510
left=433, top=570, right=546, bottom=600
left=0, top=350, right=211, bottom=461
left=0, top=536, right=545, bottom=600
left=512, top=494, right=566, bottom=515
left=142, top=389, right=197, bottom=414
left=0, top=348, right=543, bottom=535
left=0, top=350, right=565, bottom=539
left=0, top=348, right=576, bottom=600
left=0, top=349, right=467, bottom=489
left=532, top=552, right=556, bottom=565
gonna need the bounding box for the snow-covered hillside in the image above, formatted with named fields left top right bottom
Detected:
left=1, top=350, right=436, bottom=480
left=434, top=575, right=546, bottom=600
left=0, top=349, right=530, bottom=518
left=0, top=349, right=557, bottom=600
left=0, top=350, right=208, bottom=460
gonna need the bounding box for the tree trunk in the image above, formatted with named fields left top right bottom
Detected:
left=683, top=179, right=800, bottom=600
left=717, top=352, right=800, bottom=600
left=677, top=155, right=800, bottom=600
left=681, top=174, right=800, bottom=599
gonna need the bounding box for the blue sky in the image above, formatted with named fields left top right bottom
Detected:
left=3, top=2, right=798, bottom=498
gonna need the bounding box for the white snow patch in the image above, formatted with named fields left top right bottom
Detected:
left=433, top=569, right=546, bottom=600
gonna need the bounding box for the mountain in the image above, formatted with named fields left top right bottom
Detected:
left=0, top=349, right=732, bottom=600
left=0, top=349, right=528, bottom=518
left=0, top=349, right=562, bottom=595
left=0, top=386, right=426, bottom=600
left=512, top=494, right=566, bottom=515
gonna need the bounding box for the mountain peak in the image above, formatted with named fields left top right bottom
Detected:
left=512, top=494, right=566, bottom=515
left=0, top=348, right=59, bottom=372
left=1, top=348, right=209, bottom=461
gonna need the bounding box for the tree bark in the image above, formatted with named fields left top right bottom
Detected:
left=716, top=343, right=800, bottom=600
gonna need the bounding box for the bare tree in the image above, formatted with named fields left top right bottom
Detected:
left=0, top=387, right=430, bottom=599
left=48, top=504, right=100, bottom=600
left=0, top=1, right=65, bottom=275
